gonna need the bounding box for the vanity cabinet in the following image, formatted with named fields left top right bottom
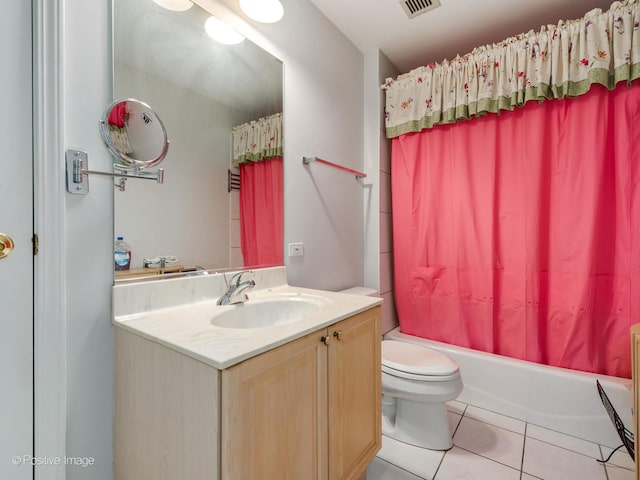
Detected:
left=222, top=307, right=381, bottom=479
left=114, top=306, right=381, bottom=480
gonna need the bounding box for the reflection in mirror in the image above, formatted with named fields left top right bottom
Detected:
left=113, top=0, right=283, bottom=279
left=100, top=98, right=170, bottom=170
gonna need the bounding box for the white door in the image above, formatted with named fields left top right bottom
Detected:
left=0, top=0, right=34, bottom=478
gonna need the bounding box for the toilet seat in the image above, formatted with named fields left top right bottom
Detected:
left=382, top=364, right=460, bottom=382
left=382, top=340, right=459, bottom=377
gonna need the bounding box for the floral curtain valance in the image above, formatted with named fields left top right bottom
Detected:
left=383, top=0, right=640, bottom=139
left=232, top=112, right=283, bottom=166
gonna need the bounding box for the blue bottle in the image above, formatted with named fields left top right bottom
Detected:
left=114, top=236, right=131, bottom=271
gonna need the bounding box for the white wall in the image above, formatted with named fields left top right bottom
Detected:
left=59, top=0, right=366, bottom=478
left=279, top=6, right=365, bottom=291
left=204, top=0, right=366, bottom=291
left=63, top=0, right=113, bottom=479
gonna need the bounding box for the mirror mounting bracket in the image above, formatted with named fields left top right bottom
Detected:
left=65, top=149, right=164, bottom=195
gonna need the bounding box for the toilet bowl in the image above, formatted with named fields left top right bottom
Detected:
left=381, top=340, right=463, bottom=450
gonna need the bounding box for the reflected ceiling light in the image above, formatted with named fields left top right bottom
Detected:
left=239, top=0, right=284, bottom=23
left=204, top=16, right=245, bottom=45
left=152, top=0, right=193, bottom=12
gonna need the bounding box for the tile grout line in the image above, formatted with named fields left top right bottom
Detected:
left=452, top=406, right=523, bottom=476
left=525, top=434, right=614, bottom=463
left=463, top=401, right=627, bottom=460
left=449, top=411, right=464, bottom=437
left=520, top=422, right=528, bottom=479
left=525, top=420, right=611, bottom=452
left=433, top=403, right=467, bottom=480
left=461, top=413, right=526, bottom=437
left=451, top=402, right=524, bottom=475
left=452, top=444, right=523, bottom=475
left=464, top=403, right=527, bottom=425
left=599, top=445, right=611, bottom=480
left=464, top=403, right=610, bottom=464
left=374, top=456, right=430, bottom=480
left=598, top=443, right=636, bottom=473
left=430, top=446, right=448, bottom=480
left=378, top=401, right=632, bottom=480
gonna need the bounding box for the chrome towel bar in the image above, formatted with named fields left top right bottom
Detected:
left=302, top=156, right=367, bottom=179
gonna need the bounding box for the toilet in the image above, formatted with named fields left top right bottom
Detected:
left=381, top=340, right=462, bottom=450
left=338, top=287, right=462, bottom=450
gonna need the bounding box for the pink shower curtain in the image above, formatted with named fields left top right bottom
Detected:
left=239, top=157, right=283, bottom=267
left=392, top=83, right=640, bottom=378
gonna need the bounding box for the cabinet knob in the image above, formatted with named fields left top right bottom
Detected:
left=333, top=330, right=343, bottom=341
left=321, top=335, right=331, bottom=345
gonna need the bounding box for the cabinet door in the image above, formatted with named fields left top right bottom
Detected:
left=222, top=329, right=328, bottom=480
left=328, top=307, right=381, bottom=480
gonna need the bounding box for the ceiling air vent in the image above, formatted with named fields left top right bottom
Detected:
left=399, top=0, right=441, bottom=19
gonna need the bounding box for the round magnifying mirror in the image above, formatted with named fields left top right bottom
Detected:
left=99, top=98, right=169, bottom=170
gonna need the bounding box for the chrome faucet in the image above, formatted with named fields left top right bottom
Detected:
left=217, top=271, right=255, bottom=305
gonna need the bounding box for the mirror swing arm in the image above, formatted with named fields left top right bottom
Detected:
left=65, top=149, right=165, bottom=195
left=65, top=98, right=169, bottom=195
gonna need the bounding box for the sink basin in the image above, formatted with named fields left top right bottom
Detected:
left=210, top=293, right=329, bottom=329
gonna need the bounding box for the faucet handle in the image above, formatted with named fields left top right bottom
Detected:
left=229, top=270, right=254, bottom=286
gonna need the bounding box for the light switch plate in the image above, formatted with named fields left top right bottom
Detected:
left=288, top=242, right=304, bottom=257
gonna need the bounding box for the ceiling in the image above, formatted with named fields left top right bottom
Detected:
left=307, top=0, right=615, bottom=74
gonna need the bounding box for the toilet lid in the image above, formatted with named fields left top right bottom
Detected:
left=381, top=340, right=459, bottom=376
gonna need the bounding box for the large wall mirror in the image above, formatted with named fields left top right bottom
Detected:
left=113, top=0, right=283, bottom=279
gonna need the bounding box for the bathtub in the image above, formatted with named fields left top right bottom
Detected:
left=385, top=327, right=633, bottom=448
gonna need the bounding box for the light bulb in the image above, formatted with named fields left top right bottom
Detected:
left=152, top=0, right=193, bottom=12
left=239, top=0, right=284, bottom=23
left=204, top=16, right=245, bottom=45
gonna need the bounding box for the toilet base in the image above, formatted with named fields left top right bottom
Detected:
left=382, top=397, right=453, bottom=450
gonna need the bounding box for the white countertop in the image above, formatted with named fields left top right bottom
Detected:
left=113, top=282, right=382, bottom=370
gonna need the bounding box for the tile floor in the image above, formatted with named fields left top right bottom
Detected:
left=366, top=400, right=636, bottom=480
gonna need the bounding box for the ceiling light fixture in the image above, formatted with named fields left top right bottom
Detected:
left=204, top=16, right=245, bottom=45
left=239, top=0, right=284, bottom=23
left=151, top=0, right=193, bottom=12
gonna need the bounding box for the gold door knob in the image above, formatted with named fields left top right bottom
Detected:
left=0, top=233, right=15, bottom=260
left=333, top=330, right=344, bottom=341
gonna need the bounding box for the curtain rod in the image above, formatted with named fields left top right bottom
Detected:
left=302, top=156, right=367, bottom=179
